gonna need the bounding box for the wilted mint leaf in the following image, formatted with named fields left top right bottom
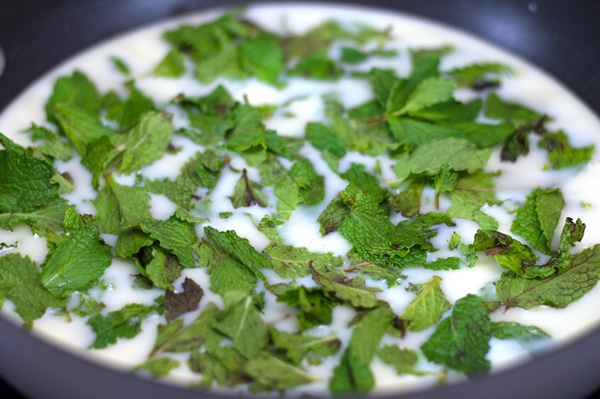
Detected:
left=538, top=131, right=594, bottom=170
left=95, top=174, right=152, bottom=235
left=421, top=294, right=491, bottom=375
left=511, top=187, right=564, bottom=255
left=0, top=254, right=65, bottom=322
left=163, top=277, right=204, bottom=321
left=88, top=303, right=155, bottom=349
left=471, top=230, right=537, bottom=274
left=388, top=178, right=425, bottom=217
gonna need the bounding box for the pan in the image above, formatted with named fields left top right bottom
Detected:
left=1, top=1, right=600, bottom=398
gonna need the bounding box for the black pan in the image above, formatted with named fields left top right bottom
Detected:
left=1, top=1, right=600, bottom=399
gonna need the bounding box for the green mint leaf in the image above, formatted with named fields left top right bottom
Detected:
left=317, top=196, right=350, bottom=236
left=70, top=293, right=105, bottom=317
left=310, top=262, right=380, bottom=309
left=305, top=122, right=346, bottom=159
left=421, top=294, right=491, bottom=375
left=409, top=98, right=482, bottom=123
left=40, top=222, right=112, bottom=298
left=288, top=52, right=343, bottom=81
left=212, top=294, right=269, bottom=358
left=115, top=111, right=173, bottom=174
left=377, top=344, right=431, bottom=377
left=256, top=215, right=284, bottom=243
left=269, top=326, right=341, bottom=364
left=392, top=77, right=456, bottom=116
left=45, top=71, right=101, bottom=124
left=164, top=277, right=204, bottom=321
left=410, top=46, right=454, bottom=65
left=388, top=116, right=463, bottom=147
left=496, top=244, right=600, bottom=309
left=134, top=357, right=180, bottom=378
left=151, top=303, right=222, bottom=356
left=393, top=138, right=492, bottom=182
left=140, top=247, right=183, bottom=290
left=140, top=216, right=198, bottom=268
left=399, top=275, right=451, bottom=331
left=203, top=226, right=269, bottom=280
left=95, top=174, right=152, bottom=235
left=484, top=92, right=543, bottom=126
left=0, top=198, right=72, bottom=237
left=276, top=285, right=342, bottom=331
left=388, top=178, right=425, bottom=217
left=114, top=229, right=154, bottom=259
left=511, top=187, right=564, bottom=254
left=110, top=56, right=131, bottom=76
left=424, top=257, right=461, bottom=271
left=345, top=251, right=405, bottom=287
left=447, top=171, right=502, bottom=230
left=274, top=177, right=301, bottom=220
left=341, top=46, right=368, bottom=64
left=538, top=130, right=594, bottom=170
left=490, top=321, right=550, bottom=344
left=340, top=163, right=388, bottom=205
left=0, top=133, right=60, bottom=213
left=288, top=158, right=325, bottom=205
left=153, top=49, right=186, bottom=78
left=455, top=121, right=516, bottom=148
left=51, top=102, right=114, bottom=157
left=471, top=230, right=537, bottom=274
left=229, top=169, right=269, bottom=208
left=447, top=62, right=512, bottom=87
left=118, top=85, right=156, bottom=128
left=87, top=303, right=155, bottom=349
left=240, top=36, right=284, bottom=85
left=246, top=354, right=320, bottom=391
left=23, top=123, right=74, bottom=162
left=258, top=152, right=287, bottom=187
left=189, top=346, right=250, bottom=388
left=263, top=242, right=344, bottom=278
left=329, top=306, right=394, bottom=394
left=0, top=254, right=65, bottom=322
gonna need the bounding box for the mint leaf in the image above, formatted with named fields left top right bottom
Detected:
left=288, top=158, right=324, bottom=205
left=447, top=62, right=511, bottom=88
left=538, top=130, right=594, bottom=170
left=45, top=71, right=101, bottom=123
left=114, top=229, right=154, bottom=259
left=409, top=98, right=482, bottom=123
left=424, top=257, right=461, bottom=271
left=377, top=344, right=431, bottom=377
left=140, top=216, right=198, bottom=269
left=256, top=215, right=284, bottom=243
left=329, top=306, right=394, bottom=394
left=288, top=52, right=343, bottom=81
left=246, top=354, right=320, bottom=391
left=317, top=196, right=349, bottom=236
left=388, top=178, right=425, bottom=217
left=388, top=117, right=463, bottom=147
left=392, top=77, right=456, bottom=116
left=134, top=357, right=180, bottom=378
left=447, top=171, right=502, bottom=230
left=150, top=303, right=222, bottom=356
left=485, top=92, right=542, bottom=126
left=393, top=138, right=492, bottom=182
left=240, top=36, right=284, bottom=85
left=229, top=169, right=268, bottom=208
left=0, top=133, right=59, bottom=213
left=115, top=111, right=173, bottom=174
left=0, top=198, right=72, bottom=237
left=270, top=326, right=341, bottom=364
left=511, top=187, right=564, bottom=254
left=306, top=122, right=346, bottom=159
left=153, top=49, right=186, bottom=78
left=263, top=242, right=344, bottom=278
left=399, top=275, right=451, bottom=331
left=496, top=245, right=600, bottom=310
left=490, top=321, right=549, bottom=344
left=258, top=152, right=287, bottom=187
left=164, top=277, right=204, bottom=321
left=421, top=294, right=491, bottom=375
left=24, top=123, right=74, bottom=162
left=117, top=86, right=156, bottom=128
left=212, top=294, right=269, bottom=358
left=88, top=303, right=155, bottom=349
left=274, top=177, right=301, bottom=220
left=276, top=286, right=342, bottom=332
left=310, top=262, right=380, bottom=309
left=95, top=174, right=152, bottom=235
left=40, top=222, right=112, bottom=298
left=0, top=254, right=65, bottom=322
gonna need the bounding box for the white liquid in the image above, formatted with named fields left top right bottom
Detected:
left=1, top=3, right=600, bottom=397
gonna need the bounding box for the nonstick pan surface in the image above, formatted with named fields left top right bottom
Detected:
left=1, top=1, right=600, bottom=398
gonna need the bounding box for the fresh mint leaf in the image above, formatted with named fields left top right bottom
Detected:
left=310, top=262, right=380, bottom=309
left=114, top=111, right=173, bottom=174
left=399, top=275, right=451, bottom=331
left=258, top=152, right=287, bottom=187
left=329, top=306, right=394, bottom=394
left=229, top=169, right=269, bottom=208
left=391, top=77, right=456, bottom=116
left=421, top=294, right=491, bottom=375
left=490, top=321, right=549, bottom=344
left=276, top=285, right=342, bottom=332
left=288, top=158, right=324, bottom=205
left=88, top=303, right=155, bottom=349
left=134, top=357, right=180, bottom=378
left=485, top=92, right=542, bottom=126
left=305, top=122, right=346, bottom=159
left=114, top=229, right=154, bottom=259
left=240, top=36, right=284, bottom=85
left=0, top=198, right=72, bottom=237
left=95, top=174, right=152, bottom=235
left=447, top=171, right=502, bottom=230
left=45, top=70, right=101, bottom=124
left=40, top=222, right=112, bottom=298
left=212, top=294, right=269, bottom=358
left=246, top=354, right=320, bottom=391
left=23, top=123, right=74, bottom=162
left=118, top=86, right=156, bottom=128
left=317, top=196, right=350, bottom=236
left=388, top=117, right=463, bottom=147
left=288, top=52, right=343, bottom=81
left=164, top=277, right=204, bottom=321
left=471, top=230, right=537, bottom=274
left=0, top=133, right=60, bottom=213
left=151, top=303, right=222, bottom=356
left=153, top=49, right=186, bottom=78
left=140, top=216, right=198, bottom=269
left=0, top=254, right=65, bottom=322
left=424, top=257, right=461, bottom=271
left=388, top=178, right=426, bottom=217
left=263, top=242, right=344, bottom=278
left=496, top=244, right=600, bottom=310
left=256, top=215, right=284, bottom=243
left=274, top=177, right=301, bottom=220
left=447, top=62, right=511, bottom=88
left=377, top=344, right=432, bottom=377
left=269, top=326, right=341, bottom=364
left=511, top=187, right=564, bottom=255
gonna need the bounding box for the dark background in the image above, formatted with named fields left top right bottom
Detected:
left=1, top=0, right=600, bottom=398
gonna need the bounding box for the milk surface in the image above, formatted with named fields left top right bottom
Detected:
left=1, top=3, right=600, bottom=396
